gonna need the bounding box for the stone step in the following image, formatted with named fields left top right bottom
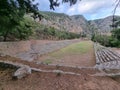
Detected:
left=94, top=43, right=120, bottom=69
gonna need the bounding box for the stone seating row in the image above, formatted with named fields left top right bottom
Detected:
left=94, top=43, right=120, bottom=69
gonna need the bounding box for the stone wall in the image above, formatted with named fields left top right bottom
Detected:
left=0, top=41, right=31, bottom=56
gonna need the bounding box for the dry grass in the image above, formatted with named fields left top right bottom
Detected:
left=38, top=41, right=95, bottom=67
left=49, top=41, right=93, bottom=58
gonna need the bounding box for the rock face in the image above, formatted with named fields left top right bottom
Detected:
left=38, top=11, right=89, bottom=34
left=70, top=15, right=89, bottom=33
left=89, top=16, right=120, bottom=33
left=37, top=11, right=120, bottom=34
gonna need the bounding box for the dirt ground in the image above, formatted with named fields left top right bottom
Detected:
left=37, top=41, right=95, bottom=67
left=0, top=40, right=120, bottom=90
left=2, top=39, right=81, bottom=61
left=0, top=67, right=120, bottom=90
left=38, top=49, right=95, bottom=67
left=112, top=48, right=120, bottom=54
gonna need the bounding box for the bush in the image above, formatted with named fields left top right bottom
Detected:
left=112, top=28, right=120, bottom=41
left=108, top=37, right=120, bottom=47
left=35, top=26, right=81, bottom=40
left=0, top=17, right=34, bottom=41
left=91, top=34, right=120, bottom=47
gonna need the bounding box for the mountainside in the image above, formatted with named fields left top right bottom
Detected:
left=89, top=16, right=120, bottom=33
left=32, top=11, right=120, bottom=35
left=37, top=11, right=88, bottom=34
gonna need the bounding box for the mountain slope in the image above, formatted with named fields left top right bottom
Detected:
left=89, top=16, right=120, bottom=33
left=38, top=11, right=120, bottom=34
left=30, top=11, right=120, bottom=36
left=38, top=11, right=88, bottom=34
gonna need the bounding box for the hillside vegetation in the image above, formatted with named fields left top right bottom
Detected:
left=0, top=11, right=120, bottom=43
left=0, top=15, right=82, bottom=41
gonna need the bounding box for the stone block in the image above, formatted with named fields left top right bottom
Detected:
left=13, top=66, right=31, bottom=79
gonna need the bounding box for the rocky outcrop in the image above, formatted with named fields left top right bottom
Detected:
left=70, top=15, right=89, bottom=33
left=37, top=11, right=89, bottom=34
left=37, top=11, right=120, bottom=34
left=13, top=66, right=31, bottom=79
left=89, top=16, right=120, bottom=33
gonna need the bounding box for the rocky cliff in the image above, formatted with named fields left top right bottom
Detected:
left=38, top=11, right=88, bottom=34
left=34, top=11, right=120, bottom=34
left=89, top=16, right=120, bottom=33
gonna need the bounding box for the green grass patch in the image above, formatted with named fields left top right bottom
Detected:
left=49, top=41, right=93, bottom=58
left=42, top=59, right=52, bottom=64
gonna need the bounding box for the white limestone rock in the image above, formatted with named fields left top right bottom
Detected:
left=13, top=66, right=31, bottom=79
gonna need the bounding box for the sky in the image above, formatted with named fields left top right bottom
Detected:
left=35, top=0, right=120, bottom=20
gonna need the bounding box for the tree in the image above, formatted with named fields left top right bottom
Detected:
left=112, top=0, right=120, bottom=29
left=0, top=0, right=80, bottom=41
left=111, top=15, right=120, bottom=43
left=112, top=28, right=120, bottom=40
left=49, top=0, right=79, bottom=10
left=1, top=0, right=119, bottom=41
left=0, top=0, right=41, bottom=41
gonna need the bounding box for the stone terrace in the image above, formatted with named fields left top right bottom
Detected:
left=94, top=43, right=120, bottom=69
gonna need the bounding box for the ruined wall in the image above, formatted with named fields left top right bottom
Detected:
left=0, top=41, right=31, bottom=56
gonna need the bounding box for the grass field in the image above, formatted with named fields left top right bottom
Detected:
left=50, top=41, right=93, bottom=57
left=40, top=41, right=95, bottom=66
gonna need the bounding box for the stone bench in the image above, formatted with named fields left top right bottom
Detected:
left=94, top=43, right=120, bottom=69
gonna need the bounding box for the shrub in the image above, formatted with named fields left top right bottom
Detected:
left=91, top=34, right=120, bottom=47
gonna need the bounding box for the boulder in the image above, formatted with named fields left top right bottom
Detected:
left=13, top=66, right=31, bottom=79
